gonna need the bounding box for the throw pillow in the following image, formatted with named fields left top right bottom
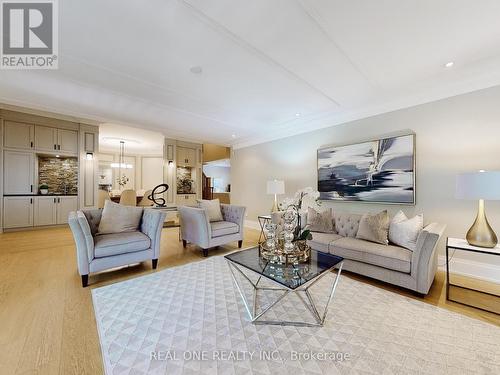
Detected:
left=356, top=210, right=390, bottom=245
left=197, top=199, right=223, bottom=222
left=389, top=210, right=423, bottom=251
left=97, top=200, right=144, bottom=235
left=306, top=207, right=335, bottom=233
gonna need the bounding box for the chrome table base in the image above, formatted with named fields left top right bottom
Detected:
left=226, top=260, right=343, bottom=327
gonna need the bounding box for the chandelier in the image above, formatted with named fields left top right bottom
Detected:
left=110, top=141, right=133, bottom=169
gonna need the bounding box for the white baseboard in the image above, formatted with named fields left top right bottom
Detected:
left=438, top=255, right=500, bottom=284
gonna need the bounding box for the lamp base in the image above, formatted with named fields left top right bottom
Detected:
left=466, top=199, right=498, bottom=248
left=270, top=195, right=279, bottom=213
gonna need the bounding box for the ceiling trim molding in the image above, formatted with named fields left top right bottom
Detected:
left=296, top=0, right=377, bottom=89
left=179, top=0, right=340, bottom=107
left=233, top=77, right=500, bottom=149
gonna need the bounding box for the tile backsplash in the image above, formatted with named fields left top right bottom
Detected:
left=38, top=156, right=78, bottom=194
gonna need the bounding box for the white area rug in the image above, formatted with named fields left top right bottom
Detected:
left=92, top=256, right=500, bottom=375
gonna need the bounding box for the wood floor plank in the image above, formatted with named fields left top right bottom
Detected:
left=0, top=225, right=498, bottom=375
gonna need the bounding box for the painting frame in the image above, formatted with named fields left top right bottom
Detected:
left=317, top=132, right=416, bottom=205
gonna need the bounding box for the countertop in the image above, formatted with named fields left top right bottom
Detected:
left=4, top=193, right=78, bottom=196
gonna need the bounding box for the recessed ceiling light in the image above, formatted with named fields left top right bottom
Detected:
left=190, top=66, right=203, bottom=74
left=295, top=113, right=301, bottom=117
left=231, top=134, right=236, bottom=138
left=56, top=155, right=60, bottom=158
left=444, top=62, right=454, bottom=68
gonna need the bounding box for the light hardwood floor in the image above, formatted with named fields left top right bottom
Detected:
left=0, top=226, right=498, bottom=374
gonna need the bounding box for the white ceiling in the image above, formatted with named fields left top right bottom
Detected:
left=99, top=124, right=164, bottom=155
left=1, top=0, right=500, bottom=148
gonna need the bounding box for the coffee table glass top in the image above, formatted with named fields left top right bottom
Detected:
left=225, top=247, right=343, bottom=290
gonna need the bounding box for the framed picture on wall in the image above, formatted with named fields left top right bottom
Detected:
left=317, top=133, right=415, bottom=204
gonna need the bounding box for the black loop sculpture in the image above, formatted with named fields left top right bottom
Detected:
left=148, top=183, right=169, bottom=207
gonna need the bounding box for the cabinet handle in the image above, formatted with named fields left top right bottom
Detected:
left=58, top=144, right=61, bottom=150
left=30, top=141, right=33, bottom=148
left=58, top=197, right=60, bottom=203
left=30, top=185, right=33, bottom=192
left=54, top=144, right=56, bottom=150
left=30, top=198, right=33, bottom=204
left=53, top=198, right=56, bottom=203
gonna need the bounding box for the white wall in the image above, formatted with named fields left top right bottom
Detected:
left=203, top=165, right=231, bottom=192
left=232, top=86, right=500, bottom=277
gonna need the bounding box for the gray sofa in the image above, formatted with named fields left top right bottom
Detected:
left=274, top=211, right=445, bottom=295
left=69, top=208, right=166, bottom=287
left=179, top=204, right=246, bottom=257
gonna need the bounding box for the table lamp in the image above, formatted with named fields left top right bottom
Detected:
left=267, top=180, right=285, bottom=213
left=456, top=170, right=500, bottom=248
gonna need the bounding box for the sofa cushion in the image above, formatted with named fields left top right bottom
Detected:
left=94, top=231, right=151, bottom=258
left=334, top=213, right=362, bottom=237
left=211, top=221, right=239, bottom=238
left=307, top=232, right=342, bottom=253
left=356, top=210, right=390, bottom=245
left=98, top=200, right=144, bottom=235
left=389, top=210, right=423, bottom=251
left=198, top=199, right=223, bottom=222
left=330, top=237, right=412, bottom=273
left=306, top=207, right=335, bottom=233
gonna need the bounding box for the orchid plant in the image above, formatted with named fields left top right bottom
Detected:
left=279, top=187, right=321, bottom=241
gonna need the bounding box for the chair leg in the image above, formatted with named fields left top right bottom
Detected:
left=202, top=249, right=208, bottom=257
left=182, top=240, right=187, bottom=248
left=81, top=274, right=89, bottom=288
left=238, top=240, right=243, bottom=248
left=152, top=259, right=158, bottom=269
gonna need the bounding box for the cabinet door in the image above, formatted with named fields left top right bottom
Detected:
left=185, top=148, right=197, bottom=166
left=56, top=196, right=78, bottom=224
left=3, top=151, right=34, bottom=194
left=34, top=196, right=57, bottom=226
left=57, top=129, right=78, bottom=155
left=3, top=196, right=34, bottom=228
left=176, top=147, right=186, bottom=165
left=3, top=121, right=34, bottom=150
left=35, top=125, right=57, bottom=152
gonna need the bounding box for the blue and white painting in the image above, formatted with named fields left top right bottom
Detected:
left=317, top=134, right=415, bottom=204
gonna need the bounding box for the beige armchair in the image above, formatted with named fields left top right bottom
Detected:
left=179, top=204, right=246, bottom=257
left=120, top=189, right=137, bottom=206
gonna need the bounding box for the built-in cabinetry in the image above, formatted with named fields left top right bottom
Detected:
left=3, top=150, right=34, bottom=194
left=177, top=146, right=197, bottom=167
left=3, top=195, right=77, bottom=228
left=3, top=121, right=34, bottom=149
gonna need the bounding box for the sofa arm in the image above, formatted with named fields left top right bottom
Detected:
left=412, top=222, right=446, bottom=294
left=141, top=209, right=166, bottom=259
left=221, top=204, right=246, bottom=232
left=179, top=207, right=211, bottom=248
left=68, top=211, right=93, bottom=276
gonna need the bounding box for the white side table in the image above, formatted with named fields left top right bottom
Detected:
left=446, top=237, right=499, bottom=314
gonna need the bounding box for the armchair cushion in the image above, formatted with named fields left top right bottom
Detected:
left=94, top=231, right=151, bottom=258
left=197, top=199, right=223, bottom=222
left=98, top=200, right=143, bottom=234
left=211, top=221, right=239, bottom=238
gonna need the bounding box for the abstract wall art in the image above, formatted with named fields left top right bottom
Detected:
left=317, top=134, right=415, bottom=204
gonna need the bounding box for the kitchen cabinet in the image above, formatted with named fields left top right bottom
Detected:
left=177, top=147, right=197, bottom=166
left=58, top=129, right=78, bottom=155
left=3, top=196, right=34, bottom=228
left=34, top=126, right=78, bottom=155
left=3, top=150, right=34, bottom=194
left=34, top=196, right=57, bottom=226
left=3, top=121, right=34, bottom=150
left=29, top=195, right=78, bottom=227
left=56, top=196, right=78, bottom=224
left=35, top=125, right=58, bottom=152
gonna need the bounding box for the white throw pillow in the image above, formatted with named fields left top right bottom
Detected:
left=389, top=210, right=423, bottom=251
left=98, top=200, right=144, bottom=234
left=197, top=199, right=223, bottom=222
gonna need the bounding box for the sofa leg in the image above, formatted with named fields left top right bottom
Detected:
left=152, top=259, right=158, bottom=269
left=238, top=240, right=243, bottom=248
left=81, top=274, right=89, bottom=288
left=182, top=240, right=187, bottom=248
left=202, top=249, right=208, bottom=257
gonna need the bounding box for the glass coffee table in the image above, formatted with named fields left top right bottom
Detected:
left=225, top=247, right=343, bottom=327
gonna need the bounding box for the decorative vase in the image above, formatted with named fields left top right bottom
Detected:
left=40, top=189, right=48, bottom=195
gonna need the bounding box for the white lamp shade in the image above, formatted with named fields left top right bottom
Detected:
left=456, top=171, right=500, bottom=200
left=267, top=180, right=285, bottom=195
